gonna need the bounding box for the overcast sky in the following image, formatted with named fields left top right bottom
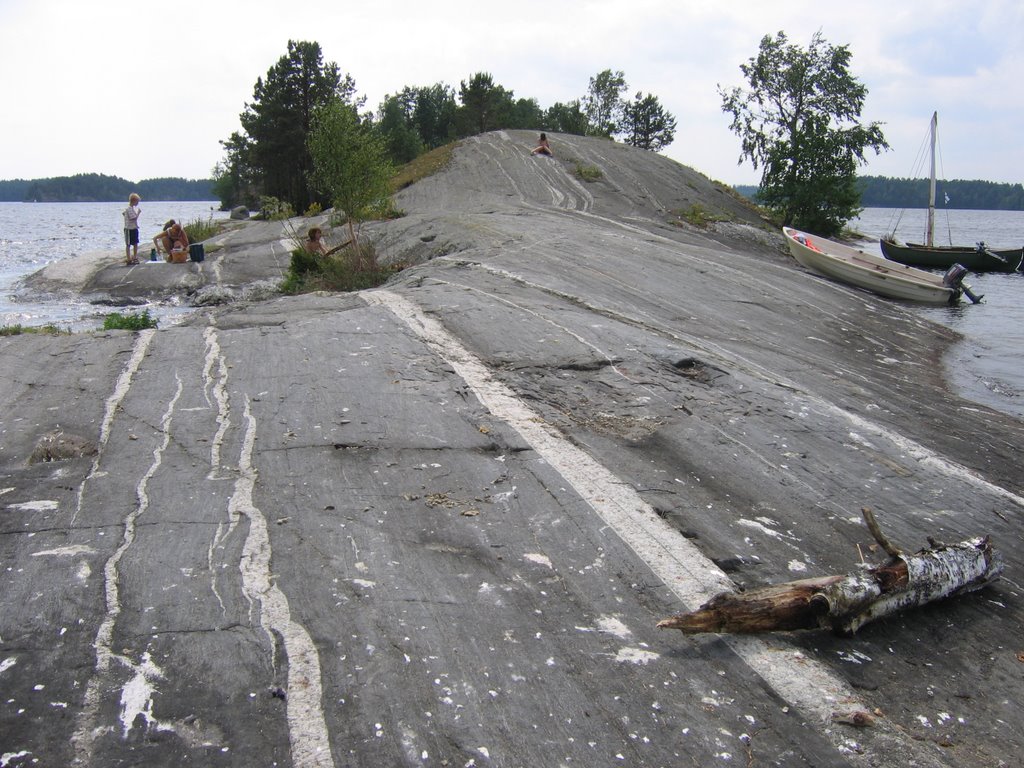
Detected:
left=1, top=0, right=1021, bottom=187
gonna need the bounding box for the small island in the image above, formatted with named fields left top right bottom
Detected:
left=0, top=173, right=215, bottom=203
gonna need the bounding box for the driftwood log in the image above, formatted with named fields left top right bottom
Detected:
left=658, top=533, right=1003, bottom=637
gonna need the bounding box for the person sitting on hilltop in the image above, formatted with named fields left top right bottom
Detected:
left=530, top=132, right=553, bottom=156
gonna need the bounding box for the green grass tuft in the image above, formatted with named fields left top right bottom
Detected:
left=391, top=142, right=457, bottom=191
left=280, top=244, right=404, bottom=294
left=573, top=163, right=602, bottom=182
left=182, top=215, right=224, bottom=243
left=0, top=323, right=70, bottom=336
left=102, top=310, right=158, bottom=331
left=671, top=203, right=728, bottom=229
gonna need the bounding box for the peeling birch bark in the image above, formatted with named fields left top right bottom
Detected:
left=658, top=537, right=1003, bottom=636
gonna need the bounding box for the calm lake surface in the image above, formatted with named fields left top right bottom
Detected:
left=851, top=207, right=1024, bottom=419
left=1, top=203, right=1021, bottom=419
left=0, top=201, right=226, bottom=330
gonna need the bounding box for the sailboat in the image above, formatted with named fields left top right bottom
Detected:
left=879, top=112, right=1023, bottom=273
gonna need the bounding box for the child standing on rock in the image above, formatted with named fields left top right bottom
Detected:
left=123, top=193, right=141, bottom=265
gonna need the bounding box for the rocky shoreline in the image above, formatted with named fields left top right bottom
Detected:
left=3, top=130, right=1022, bottom=767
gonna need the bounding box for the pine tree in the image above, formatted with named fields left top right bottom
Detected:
left=621, top=92, right=677, bottom=151
left=238, top=40, right=355, bottom=212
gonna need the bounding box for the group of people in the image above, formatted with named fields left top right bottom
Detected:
left=121, top=194, right=189, bottom=265
left=122, top=133, right=553, bottom=267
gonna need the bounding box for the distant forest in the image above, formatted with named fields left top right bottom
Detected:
left=0, top=173, right=215, bottom=203
left=736, top=176, right=1024, bottom=211
left=3, top=170, right=1021, bottom=210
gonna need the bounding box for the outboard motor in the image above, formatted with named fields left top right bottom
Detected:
left=943, top=263, right=983, bottom=304
left=942, top=263, right=969, bottom=288
left=976, top=241, right=1014, bottom=269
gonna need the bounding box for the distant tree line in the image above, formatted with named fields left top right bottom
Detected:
left=734, top=177, right=1024, bottom=211
left=0, top=173, right=214, bottom=203
left=213, top=41, right=678, bottom=212
left=856, top=176, right=1024, bottom=210
left=0, top=179, right=32, bottom=201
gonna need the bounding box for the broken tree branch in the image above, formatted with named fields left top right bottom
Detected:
left=861, top=506, right=902, bottom=558
left=658, top=536, right=1003, bottom=636
left=325, top=238, right=353, bottom=257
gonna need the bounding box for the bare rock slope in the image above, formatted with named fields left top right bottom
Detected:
left=1, top=130, right=1022, bottom=767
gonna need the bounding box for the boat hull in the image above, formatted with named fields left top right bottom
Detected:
left=784, top=228, right=958, bottom=304
left=880, top=238, right=1023, bottom=272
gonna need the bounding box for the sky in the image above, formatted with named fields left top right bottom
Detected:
left=1, top=0, right=1022, bottom=187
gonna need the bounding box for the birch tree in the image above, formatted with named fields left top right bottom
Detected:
left=719, top=31, right=888, bottom=235
left=308, top=98, right=393, bottom=267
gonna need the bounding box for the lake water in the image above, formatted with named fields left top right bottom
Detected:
left=851, top=207, right=1024, bottom=419
left=1, top=202, right=1021, bottom=419
left=0, top=201, right=226, bottom=330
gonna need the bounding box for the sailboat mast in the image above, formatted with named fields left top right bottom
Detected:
left=927, top=111, right=937, bottom=247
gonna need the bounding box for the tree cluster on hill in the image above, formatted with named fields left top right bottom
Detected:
left=0, top=174, right=214, bottom=203
left=212, top=41, right=678, bottom=212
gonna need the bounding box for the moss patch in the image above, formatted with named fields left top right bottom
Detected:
left=671, top=204, right=729, bottom=229
left=392, top=142, right=458, bottom=192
